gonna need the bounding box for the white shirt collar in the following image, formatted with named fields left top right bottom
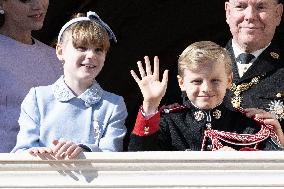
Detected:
left=232, top=40, right=270, bottom=60
left=232, top=40, right=270, bottom=77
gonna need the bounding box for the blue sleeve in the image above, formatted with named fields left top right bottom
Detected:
left=11, top=88, right=41, bottom=153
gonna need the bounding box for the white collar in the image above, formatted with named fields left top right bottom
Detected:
left=52, top=76, right=103, bottom=107
left=232, top=40, right=270, bottom=60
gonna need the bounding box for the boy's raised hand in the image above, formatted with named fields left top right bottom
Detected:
left=131, top=56, right=168, bottom=115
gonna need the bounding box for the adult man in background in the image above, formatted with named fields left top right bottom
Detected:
left=224, top=0, right=284, bottom=128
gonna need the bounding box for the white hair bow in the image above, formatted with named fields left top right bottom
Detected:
left=57, top=11, right=117, bottom=43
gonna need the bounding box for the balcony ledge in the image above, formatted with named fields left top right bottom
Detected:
left=1, top=151, right=284, bottom=188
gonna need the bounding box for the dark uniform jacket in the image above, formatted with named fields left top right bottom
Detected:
left=224, top=39, right=284, bottom=129
left=128, top=101, right=280, bottom=151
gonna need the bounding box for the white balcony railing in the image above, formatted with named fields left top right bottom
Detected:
left=1, top=151, right=284, bottom=188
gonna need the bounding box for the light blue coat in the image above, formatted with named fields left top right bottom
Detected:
left=12, top=76, right=127, bottom=152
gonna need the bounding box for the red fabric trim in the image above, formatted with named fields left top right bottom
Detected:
left=132, top=108, right=160, bottom=136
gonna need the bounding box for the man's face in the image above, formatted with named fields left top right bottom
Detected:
left=225, top=0, right=283, bottom=52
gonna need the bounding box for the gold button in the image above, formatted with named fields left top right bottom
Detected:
left=144, top=127, right=149, bottom=135
left=270, top=52, right=279, bottom=59
left=207, top=145, right=212, bottom=151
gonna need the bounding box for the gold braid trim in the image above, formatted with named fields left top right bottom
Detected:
left=230, top=75, right=263, bottom=108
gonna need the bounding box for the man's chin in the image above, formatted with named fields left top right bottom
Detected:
left=238, top=37, right=267, bottom=51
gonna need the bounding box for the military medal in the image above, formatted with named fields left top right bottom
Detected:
left=231, top=96, right=242, bottom=109
left=268, top=100, right=284, bottom=121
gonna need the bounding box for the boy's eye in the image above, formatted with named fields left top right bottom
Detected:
left=191, top=80, right=202, bottom=85
left=18, top=0, right=30, bottom=3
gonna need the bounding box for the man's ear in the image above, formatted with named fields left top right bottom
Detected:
left=275, top=3, right=283, bottom=26
left=225, top=2, right=231, bottom=25
left=177, top=75, right=185, bottom=91
left=56, top=44, right=64, bottom=63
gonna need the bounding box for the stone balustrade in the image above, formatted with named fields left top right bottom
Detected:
left=1, top=151, right=284, bottom=188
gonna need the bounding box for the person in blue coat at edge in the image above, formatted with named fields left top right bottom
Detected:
left=223, top=0, right=284, bottom=130
left=128, top=41, right=284, bottom=151
left=11, top=11, right=127, bottom=159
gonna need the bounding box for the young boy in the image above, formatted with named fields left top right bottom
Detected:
left=128, top=41, right=283, bottom=151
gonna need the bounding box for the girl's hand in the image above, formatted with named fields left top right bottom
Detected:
left=28, top=147, right=53, bottom=156
left=130, top=56, right=168, bottom=115
left=52, top=140, right=83, bottom=159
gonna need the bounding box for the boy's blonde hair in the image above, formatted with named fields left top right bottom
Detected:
left=178, top=41, right=232, bottom=77
left=58, top=13, right=110, bottom=52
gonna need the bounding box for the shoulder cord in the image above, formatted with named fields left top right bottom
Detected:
left=201, top=108, right=280, bottom=151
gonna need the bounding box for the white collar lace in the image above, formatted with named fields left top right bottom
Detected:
left=52, top=76, right=103, bottom=107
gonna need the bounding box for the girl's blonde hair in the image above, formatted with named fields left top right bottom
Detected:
left=178, top=41, right=232, bottom=77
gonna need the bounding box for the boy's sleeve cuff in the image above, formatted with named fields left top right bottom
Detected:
left=132, top=108, right=160, bottom=136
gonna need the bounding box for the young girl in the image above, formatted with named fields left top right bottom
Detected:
left=12, top=11, right=127, bottom=159
left=128, top=41, right=284, bottom=151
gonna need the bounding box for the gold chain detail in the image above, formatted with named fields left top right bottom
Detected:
left=230, top=76, right=261, bottom=108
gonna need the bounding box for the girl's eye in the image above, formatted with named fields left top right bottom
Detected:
left=76, top=46, right=87, bottom=51
left=95, top=48, right=103, bottom=52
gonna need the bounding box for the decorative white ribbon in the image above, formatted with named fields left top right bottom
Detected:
left=57, top=11, right=117, bottom=43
